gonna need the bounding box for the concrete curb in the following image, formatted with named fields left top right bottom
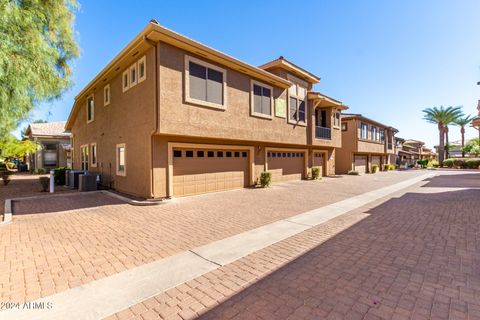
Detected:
left=1, top=199, right=12, bottom=225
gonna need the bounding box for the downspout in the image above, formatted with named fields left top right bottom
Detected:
left=145, top=37, right=159, bottom=198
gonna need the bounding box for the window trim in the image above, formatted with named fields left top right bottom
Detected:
left=80, top=144, right=89, bottom=171
left=360, top=123, right=368, bottom=140
left=184, top=55, right=227, bottom=111
left=138, top=56, right=146, bottom=83
left=287, top=82, right=307, bottom=127
left=116, top=143, right=126, bottom=176
left=250, top=80, right=273, bottom=120
left=104, top=84, right=110, bottom=106
left=122, top=70, right=130, bottom=93
left=341, top=122, right=348, bottom=131
left=333, top=112, right=341, bottom=128
left=129, top=63, right=138, bottom=88
left=90, top=143, right=97, bottom=167
left=86, top=95, right=94, bottom=124
left=371, top=126, right=378, bottom=141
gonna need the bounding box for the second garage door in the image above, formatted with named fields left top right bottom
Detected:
left=173, top=148, right=249, bottom=196
left=268, top=151, right=305, bottom=183
left=354, top=155, right=367, bottom=173
left=371, top=156, right=381, bottom=170
left=313, top=152, right=325, bottom=177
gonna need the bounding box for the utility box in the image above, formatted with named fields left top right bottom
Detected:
left=68, top=170, right=86, bottom=188
left=79, top=174, right=97, bottom=192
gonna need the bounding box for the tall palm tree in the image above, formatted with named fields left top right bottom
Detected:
left=422, top=106, right=463, bottom=165
left=454, top=115, right=475, bottom=157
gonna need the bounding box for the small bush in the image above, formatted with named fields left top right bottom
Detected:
left=36, top=168, right=46, bottom=174
left=430, top=160, right=439, bottom=168
left=388, top=164, right=397, bottom=170
left=443, top=159, right=454, bottom=168
left=53, top=167, right=68, bottom=185
left=371, top=164, right=379, bottom=173
left=347, top=170, right=359, bottom=175
left=1, top=171, right=12, bottom=186
left=39, top=177, right=50, bottom=192
left=29, top=167, right=35, bottom=174
left=417, top=159, right=428, bottom=168
left=383, top=164, right=390, bottom=171
left=466, top=159, right=480, bottom=169
left=443, top=158, right=480, bottom=169
left=311, top=167, right=321, bottom=180
left=259, top=171, right=272, bottom=188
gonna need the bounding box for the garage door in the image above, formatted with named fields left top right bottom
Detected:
left=173, top=148, right=249, bottom=196
left=313, top=152, right=325, bottom=177
left=372, top=156, right=381, bottom=170
left=354, top=155, right=367, bottom=173
left=267, top=151, right=305, bottom=182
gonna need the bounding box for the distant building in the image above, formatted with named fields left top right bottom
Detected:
left=24, top=121, right=72, bottom=171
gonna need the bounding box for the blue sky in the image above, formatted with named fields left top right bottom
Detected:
left=19, top=0, right=480, bottom=147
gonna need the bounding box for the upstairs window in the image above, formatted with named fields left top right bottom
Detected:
left=361, top=123, right=368, bottom=139
left=185, top=55, right=226, bottom=109
left=251, top=81, right=273, bottom=118
left=138, top=56, right=146, bottom=83
left=342, top=123, right=348, bottom=131
left=104, top=84, right=110, bottom=106
left=87, top=95, right=94, bottom=123
left=130, top=63, right=137, bottom=87
left=122, top=70, right=129, bottom=92
left=372, top=127, right=378, bottom=141
left=333, top=112, right=341, bottom=127
left=380, top=129, right=385, bottom=142
left=91, top=143, right=97, bottom=167
left=288, top=82, right=306, bottom=124
left=116, top=144, right=126, bottom=176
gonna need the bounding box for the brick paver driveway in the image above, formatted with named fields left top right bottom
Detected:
left=0, top=171, right=427, bottom=303
left=109, top=172, right=480, bottom=320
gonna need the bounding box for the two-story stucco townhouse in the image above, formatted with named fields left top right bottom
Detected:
left=335, top=114, right=397, bottom=174
left=65, top=21, right=348, bottom=198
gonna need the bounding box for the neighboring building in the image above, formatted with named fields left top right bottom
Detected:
left=439, top=139, right=476, bottom=158
left=394, top=139, right=436, bottom=166
left=336, top=114, right=397, bottom=174
left=65, top=21, right=348, bottom=198
left=24, top=121, right=72, bottom=171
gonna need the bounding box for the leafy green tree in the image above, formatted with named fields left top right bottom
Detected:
left=0, top=0, right=79, bottom=138
left=422, top=106, right=464, bottom=165
left=0, top=135, right=40, bottom=160
left=453, top=115, right=475, bottom=157
left=463, top=138, right=480, bottom=157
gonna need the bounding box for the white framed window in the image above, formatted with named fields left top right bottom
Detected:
left=129, top=63, right=138, bottom=88
left=116, top=143, right=126, bottom=176
left=250, top=80, right=273, bottom=119
left=360, top=123, right=368, bottom=139
left=80, top=144, right=89, bottom=170
left=288, top=82, right=306, bottom=125
left=104, top=84, right=110, bottom=106
left=380, top=129, right=385, bottom=142
left=122, top=70, right=129, bottom=92
left=185, top=55, right=227, bottom=110
left=90, top=143, right=97, bottom=167
left=372, top=127, right=378, bottom=141
left=86, top=95, right=94, bottom=123
left=333, top=112, right=341, bottom=127
left=138, top=56, right=146, bottom=83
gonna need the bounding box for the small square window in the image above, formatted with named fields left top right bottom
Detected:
left=104, top=84, right=110, bottom=106
left=130, top=63, right=138, bottom=87
left=267, top=152, right=271, bottom=157
left=272, top=152, right=276, bottom=157
left=282, top=153, right=286, bottom=157
left=173, top=150, right=182, bottom=157
left=186, top=150, right=194, bottom=157
left=300, top=153, right=304, bottom=157
left=242, top=151, right=247, bottom=158
left=217, top=151, right=223, bottom=157
left=226, top=151, right=232, bottom=157
left=342, top=123, right=348, bottom=131
left=208, top=151, right=214, bottom=157
left=234, top=151, right=240, bottom=157
left=197, top=151, right=204, bottom=157
left=122, top=70, right=129, bottom=92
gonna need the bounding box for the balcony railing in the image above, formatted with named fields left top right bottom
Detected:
left=387, top=143, right=393, bottom=149
left=315, top=126, right=331, bottom=140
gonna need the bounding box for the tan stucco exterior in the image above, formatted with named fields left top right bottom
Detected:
left=67, top=22, right=348, bottom=198
left=336, top=115, right=397, bottom=174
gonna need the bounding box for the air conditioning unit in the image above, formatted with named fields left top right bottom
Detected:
left=68, top=170, right=86, bottom=188
left=78, top=174, right=98, bottom=192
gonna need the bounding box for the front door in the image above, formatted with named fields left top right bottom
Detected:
left=81, top=145, right=89, bottom=171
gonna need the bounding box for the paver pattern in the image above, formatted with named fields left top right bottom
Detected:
left=108, top=172, right=480, bottom=320
left=0, top=171, right=426, bottom=303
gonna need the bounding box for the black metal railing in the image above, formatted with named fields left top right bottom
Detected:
left=315, top=126, right=331, bottom=140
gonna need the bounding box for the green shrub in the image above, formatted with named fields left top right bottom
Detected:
left=259, top=171, right=272, bottom=188
left=39, top=177, right=50, bottom=192
left=443, top=159, right=454, bottom=168
left=53, top=167, right=68, bottom=185
left=347, top=170, right=359, bottom=175
left=417, top=159, right=428, bottom=168
left=466, top=159, right=480, bottom=169
left=29, top=167, right=35, bottom=174
left=371, top=164, right=379, bottom=173
left=383, top=164, right=390, bottom=171
left=430, top=160, right=439, bottom=168
left=388, top=164, right=397, bottom=170
left=311, top=167, right=321, bottom=180
left=36, top=168, right=46, bottom=174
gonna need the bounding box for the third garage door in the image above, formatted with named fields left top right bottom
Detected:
left=371, top=156, right=381, bottom=170
left=268, top=151, right=305, bottom=183
left=354, top=155, right=367, bottom=173
left=173, top=148, right=249, bottom=196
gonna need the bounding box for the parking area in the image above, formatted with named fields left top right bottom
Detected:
left=0, top=170, right=428, bottom=303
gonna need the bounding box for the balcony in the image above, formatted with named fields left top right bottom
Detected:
left=387, top=143, right=393, bottom=150
left=315, top=126, right=331, bottom=140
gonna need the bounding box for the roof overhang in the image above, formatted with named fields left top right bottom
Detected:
left=66, top=22, right=293, bottom=130
left=307, top=92, right=348, bottom=110
left=259, top=58, right=320, bottom=84
left=342, top=113, right=397, bottom=132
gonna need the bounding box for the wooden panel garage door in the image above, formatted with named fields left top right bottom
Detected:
left=173, top=149, right=249, bottom=196
left=354, top=155, right=367, bottom=173
left=372, top=156, right=381, bottom=169
left=268, top=151, right=304, bottom=182
left=313, top=152, right=325, bottom=177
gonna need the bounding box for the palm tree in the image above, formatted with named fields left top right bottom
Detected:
left=422, top=106, right=463, bottom=165
left=454, top=115, right=475, bottom=157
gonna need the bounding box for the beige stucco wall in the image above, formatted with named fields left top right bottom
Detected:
left=70, top=47, right=157, bottom=198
